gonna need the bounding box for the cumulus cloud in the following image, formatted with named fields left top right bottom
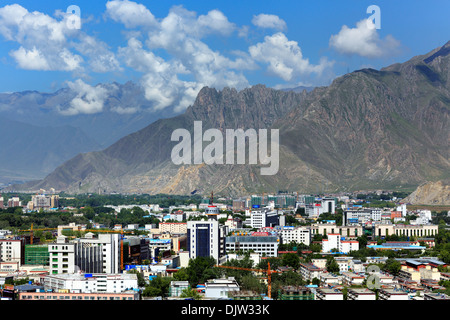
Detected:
left=329, top=19, right=401, bottom=58
left=112, top=4, right=252, bottom=112
left=59, top=79, right=109, bottom=115
left=105, top=0, right=158, bottom=28
left=249, top=32, right=333, bottom=81
left=252, top=14, right=287, bottom=31
left=0, top=3, right=120, bottom=73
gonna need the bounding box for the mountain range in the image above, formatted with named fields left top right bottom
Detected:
left=4, top=41, right=450, bottom=197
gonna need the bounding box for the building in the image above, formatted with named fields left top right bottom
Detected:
left=341, top=272, right=365, bottom=286
left=277, top=226, right=310, bottom=246
left=321, top=234, right=359, bottom=254
left=169, top=281, right=190, bottom=297
left=0, top=239, right=23, bottom=266
left=57, top=223, right=86, bottom=237
left=48, top=235, right=103, bottom=275
left=30, top=194, right=59, bottom=211
left=24, top=245, right=49, bottom=266
left=378, top=288, right=409, bottom=300
left=19, top=290, right=139, bottom=300
left=159, top=222, right=187, bottom=234
left=310, top=223, right=363, bottom=239
left=250, top=209, right=279, bottom=229
left=77, top=233, right=121, bottom=274
left=299, top=263, right=323, bottom=283
left=373, top=224, right=439, bottom=238
left=7, top=197, right=21, bottom=208
left=148, top=239, right=171, bottom=258
left=124, top=236, right=150, bottom=264
left=204, top=277, right=240, bottom=299
left=225, top=234, right=279, bottom=257
left=278, top=286, right=314, bottom=300
left=423, top=292, right=450, bottom=300
left=43, top=273, right=138, bottom=293
left=187, top=211, right=226, bottom=263
left=343, top=208, right=381, bottom=225
left=347, top=288, right=376, bottom=300
left=315, top=288, right=343, bottom=300
left=319, top=273, right=342, bottom=286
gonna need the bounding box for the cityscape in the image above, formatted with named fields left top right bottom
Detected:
left=0, top=189, right=449, bottom=304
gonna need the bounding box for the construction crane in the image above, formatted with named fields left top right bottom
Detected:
left=214, top=262, right=280, bottom=299
left=18, top=223, right=56, bottom=245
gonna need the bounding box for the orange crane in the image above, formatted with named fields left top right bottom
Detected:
left=214, top=262, right=280, bottom=299
left=18, top=223, right=56, bottom=245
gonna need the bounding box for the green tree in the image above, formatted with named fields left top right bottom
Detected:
left=281, top=253, right=300, bottom=270
left=180, top=288, right=202, bottom=300
left=325, top=256, right=340, bottom=274
left=185, top=257, right=219, bottom=287
left=383, top=258, right=401, bottom=276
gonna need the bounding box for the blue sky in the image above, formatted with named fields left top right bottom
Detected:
left=0, top=0, right=449, bottom=114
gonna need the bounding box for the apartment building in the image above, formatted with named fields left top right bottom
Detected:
left=159, top=222, right=187, bottom=234
left=0, top=239, right=23, bottom=266
left=277, top=226, right=311, bottom=246
left=43, top=273, right=138, bottom=293
left=48, top=235, right=103, bottom=274
left=299, top=263, right=323, bottom=283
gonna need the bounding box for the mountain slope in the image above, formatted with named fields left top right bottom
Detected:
left=0, top=118, right=101, bottom=183
left=9, top=41, right=450, bottom=196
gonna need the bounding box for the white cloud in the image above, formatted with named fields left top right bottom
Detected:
left=0, top=3, right=120, bottom=73
left=59, top=79, right=108, bottom=115
left=105, top=0, right=158, bottom=29
left=252, top=14, right=287, bottom=31
left=329, top=19, right=401, bottom=58
left=249, top=32, right=333, bottom=82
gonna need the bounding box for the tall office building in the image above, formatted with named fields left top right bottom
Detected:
left=187, top=205, right=226, bottom=263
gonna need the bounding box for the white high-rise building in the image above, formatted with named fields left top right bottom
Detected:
left=78, top=233, right=120, bottom=274
left=187, top=207, right=226, bottom=263
left=250, top=209, right=279, bottom=228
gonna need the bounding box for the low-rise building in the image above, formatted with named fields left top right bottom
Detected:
left=299, top=263, right=323, bottom=283
left=347, top=288, right=376, bottom=300
left=341, top=272, right=365, bottom=286
left=378, top=288, right=409, bottom=300
left=315, top=288, right=343, bottom=300
left=169, top=281, right=190, bottom=297
left=43, top=273, right=138, bottom=293
left=278, top=286, right=314, bottom=300
left=204, top=277, right=240, bottom=299
left=19, top=290, right=139, bottom=300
